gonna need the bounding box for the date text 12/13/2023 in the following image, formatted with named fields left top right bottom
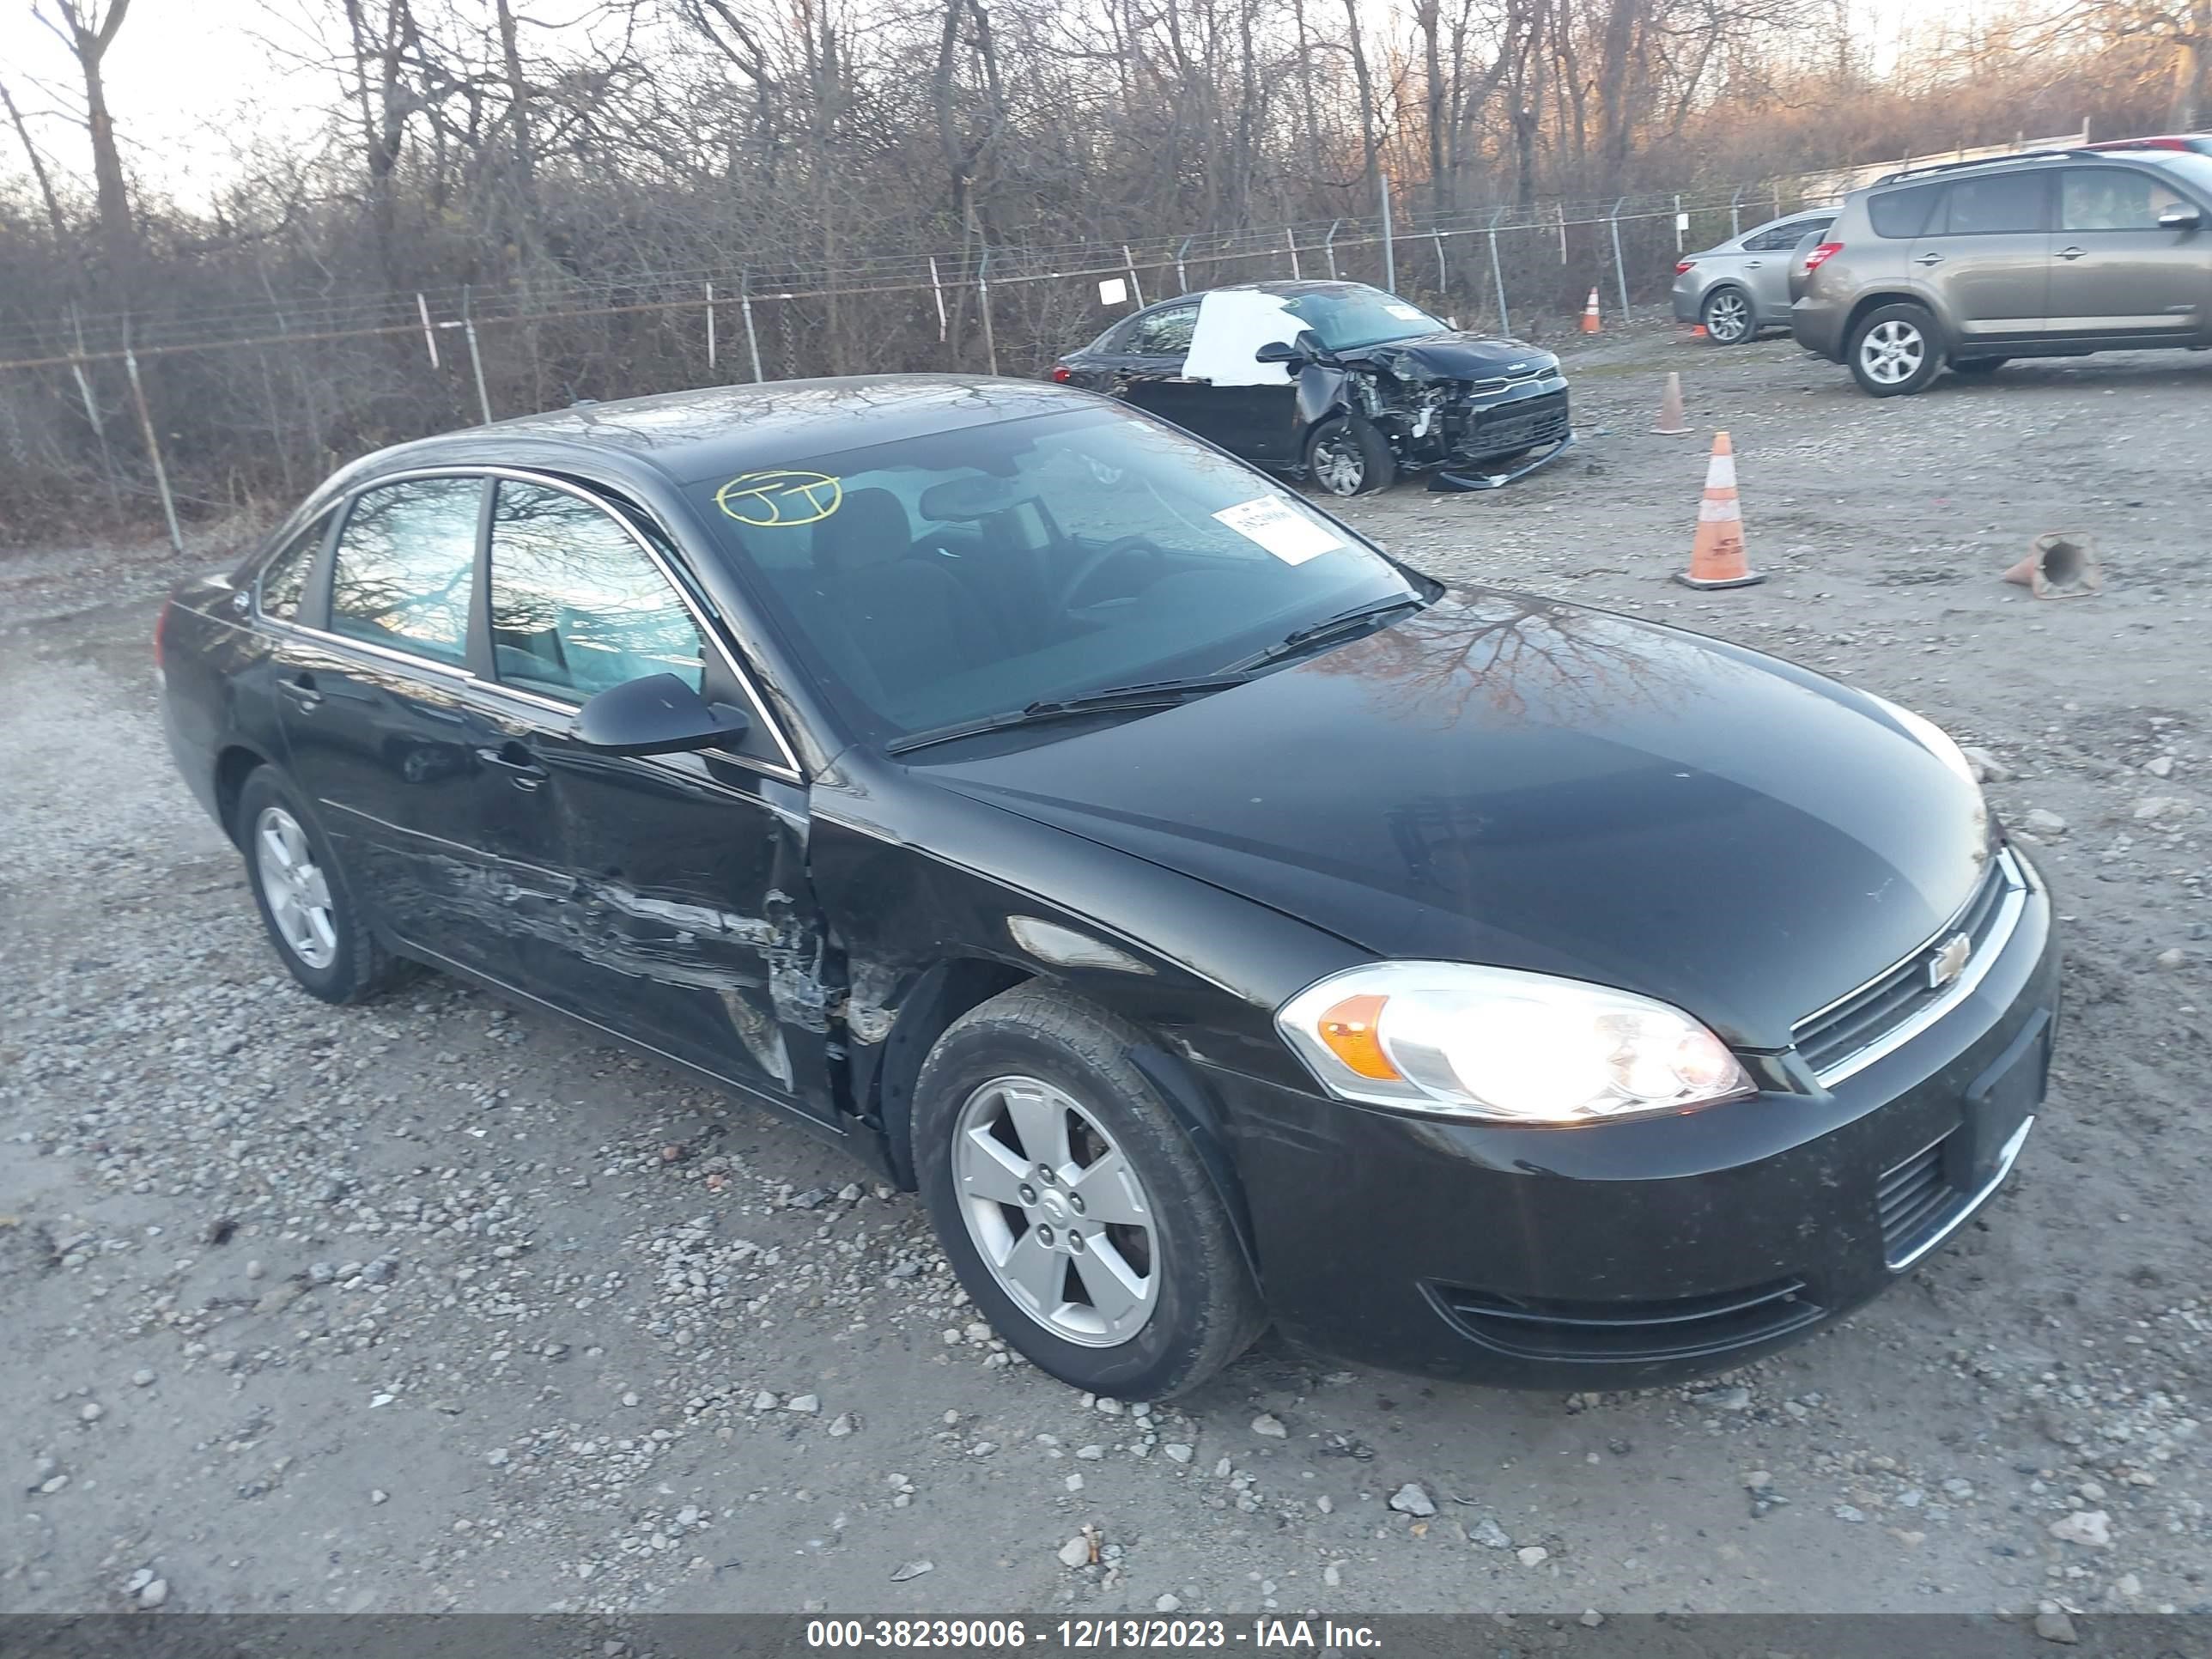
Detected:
left=802, top=1619, right=1384, bottom=1650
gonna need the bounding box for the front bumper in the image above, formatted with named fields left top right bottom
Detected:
left=1207, top=850, right=2058, bottom=1389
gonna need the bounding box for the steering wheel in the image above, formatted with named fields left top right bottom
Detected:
left=1053, top=534, right=1165, bottom=613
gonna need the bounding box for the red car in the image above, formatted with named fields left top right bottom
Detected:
left=2088, top=134, right=2212, bottom=156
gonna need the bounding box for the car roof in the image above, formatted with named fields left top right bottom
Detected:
left=1866, top=145, right=2193, bottom=190
left=331, top=374, right=1089, bottom=490
left=1146, top=280, right=1389, bottom=305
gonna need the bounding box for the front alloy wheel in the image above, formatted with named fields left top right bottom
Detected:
left=1304, top=415, right=1395, bottom=496
left=913, top=987, right=1263, bottom=1397
left=1702, top=288, right=1753, bottom=344
left=952, top=1075, right=1158, bottom=1346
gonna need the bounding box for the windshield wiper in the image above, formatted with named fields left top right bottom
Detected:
left=884, top=674, right=1251, bottom=757
left=1223, top=593, right=1430, bottom=674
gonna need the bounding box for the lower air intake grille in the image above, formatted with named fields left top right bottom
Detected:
left=1877, top=1136, right=1963, bottom=1266
left=1427, top=1276, right=1826, bottom=1364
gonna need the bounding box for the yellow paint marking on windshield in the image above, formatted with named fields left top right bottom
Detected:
left=714, top=470, right=844, bottom=527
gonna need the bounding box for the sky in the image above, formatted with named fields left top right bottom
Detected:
left=0, top=0, right=1943, bottom=209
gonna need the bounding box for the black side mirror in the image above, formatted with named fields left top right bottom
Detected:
left=1254, top=339, right=1308, bottom=369
left=2157, top=202, right=2203, bottom=231
left=575, top=672, right=750, bottom=757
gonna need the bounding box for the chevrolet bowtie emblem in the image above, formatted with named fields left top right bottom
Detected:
left=1929, top=933, right=1972, bottom=990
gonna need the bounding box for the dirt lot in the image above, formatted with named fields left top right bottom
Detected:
left=3, top=325, right=2209, bottom=1622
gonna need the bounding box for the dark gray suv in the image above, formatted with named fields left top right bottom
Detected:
left=1791, top=148, right=2212, bottom=394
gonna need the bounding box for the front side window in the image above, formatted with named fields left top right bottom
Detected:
left=691, top=406, right=1422, bottom=745
left=1127, top=303, right=1200, bottom=357
left=257, top=512, right=329, bottom=621
left=2060, top=167, right=2189, bottom=231
left=328, top=477, right=483, bottom=666
left=1936, top=173, right=2048, bottom=235
left=488, top=481, right=706, bottom=701
left=1281, top=287, right=1447, bottom=350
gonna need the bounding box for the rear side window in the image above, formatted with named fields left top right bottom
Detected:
left=1745, top=217, right=1831, bottom=252
left=328, top=477, right=484, bottom=667
left=1127, top=302, right=1200, bottom=357
left=257, top=513, right=328, bottom=621
left=488, top=480, right=705, bottom=701
left=1934, top=173, right=2048, bottom=235
left=1869, top=184, right=1942, bottom=239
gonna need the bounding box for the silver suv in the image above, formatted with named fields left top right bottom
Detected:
left=1791, top=147, right=2212, bottom=395
left=1671, top=210, right=1838, bottom=343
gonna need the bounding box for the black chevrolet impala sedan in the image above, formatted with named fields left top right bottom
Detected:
left=157, top=375, right=2057, bottom=1398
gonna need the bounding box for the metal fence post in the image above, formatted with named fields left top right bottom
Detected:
left=740, top=270, right=764, bottom=382
left=1556, top=203, right=1567, bottom=264
left=1379, top=177, right=1397, bottom=294
left=1431, top=227, right=1447, bottom=292
left=1674, top=194, right=1684, bottom=253
left=120, top=323, right=183, bottom=555
left=460, top=286, right=494, bottom=425
left=927, top=256, right=948, bottom=341
left=1175, top=237, right=1191, bottom=293
left=1486, top=207, right=1510, bottom=335
left=1730, top=186, right=1744, bottom=239
left=1122, top=244, right=1145, bottom=307
left=416, top=293, right=441, bottom=369
left=1609, top=197, right=1630, bottom=322
left=1284, top=228, right=1301, bottom=281
left=977, top=248, right=999, bottom=375
left=1322, top=220, right=1340, bottom=281
left=65, top=303, right=122, bottom=514
left=705, top=283, right=717, bottom=371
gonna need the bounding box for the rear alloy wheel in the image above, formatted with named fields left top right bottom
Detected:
left=1701, top=287, right=1754, bottom=345
left=1848, top=302, right=1945, bottom=396
left=237, top=767, right=411, bottom=1005
left=914, top=987, right=1264, bottom=1397
left=1304, top=414, right=1395, bottom=496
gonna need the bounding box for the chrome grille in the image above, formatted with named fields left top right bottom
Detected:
left=1875, top=1137, right=1956, bottom=1263
left=1794, top=848, right=2027, bottom=1085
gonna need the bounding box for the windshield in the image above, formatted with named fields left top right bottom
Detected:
left=1282, top=288, right=1449, bottom=350
left=689, top=406, right=1420, bottom=747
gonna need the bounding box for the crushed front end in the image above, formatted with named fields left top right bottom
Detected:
left=1345, top=343, right=1575, bottom=490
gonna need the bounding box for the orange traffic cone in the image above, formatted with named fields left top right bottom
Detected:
left=1675, top=431, right=1764, bottom=589
left=2002, top=532, right=2101, bottom=599
left=1655, top=372, right=1689, bottom=436
left=1581, top=288, right=1601, bottom=333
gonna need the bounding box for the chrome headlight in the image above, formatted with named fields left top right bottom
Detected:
left=1276, top=962, right=1753, bottom=1125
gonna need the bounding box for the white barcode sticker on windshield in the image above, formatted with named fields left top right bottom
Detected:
left=1384, top=304, right=1426, bottom=320
left=1212, top=495, right=1345, bottom=565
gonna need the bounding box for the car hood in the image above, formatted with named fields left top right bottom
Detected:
left=919, top=589, right=1990, bottom=1049
left=1340, top=332, right=1559, bottom=382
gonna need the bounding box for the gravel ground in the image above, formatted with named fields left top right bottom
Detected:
left=3, top=326, right=2209, bottom=1621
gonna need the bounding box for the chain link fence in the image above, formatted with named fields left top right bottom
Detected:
left=1, top=170, right=1873, bottom=543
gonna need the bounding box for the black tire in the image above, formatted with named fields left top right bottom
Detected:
left=913, top=986, right=1265, bottom=1398
left=1846, top=301, right=1946, bottom=396
left=1700, top=285, right=1756, bottom=345
left=236, top=767, right=411, bottom=1006
left=1304, top=414, right=1396, bottom=496
left=1951, top=356, right=2008, bottom=376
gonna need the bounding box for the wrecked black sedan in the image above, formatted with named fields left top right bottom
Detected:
left=160, top=375, right=2054, bottom=1401
left=1052, top=279, right=1573, bottom=495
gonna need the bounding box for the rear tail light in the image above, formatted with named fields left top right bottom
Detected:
left=1049, top=365, right=1073, bottom=383
left=1674, top=259, right=1697, bottom=276
left=1803, top=241, right=1844, bottom=272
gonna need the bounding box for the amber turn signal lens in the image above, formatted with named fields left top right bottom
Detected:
left=1316, top=993, right=1400, bottom=1080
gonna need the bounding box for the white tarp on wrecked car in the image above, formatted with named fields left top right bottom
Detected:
left=1182, top=289, right=1309, bottom=387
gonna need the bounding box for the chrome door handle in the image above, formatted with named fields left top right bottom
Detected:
left=1745, top=259, right=1764, bottom=268
left=1913, top=253, right=1944, bottom=267
left=476, top=744, right=548, bottom=789
left=278, top=675, right=322, bottom=710
left=2055, top=246, right=2086, bottom=260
